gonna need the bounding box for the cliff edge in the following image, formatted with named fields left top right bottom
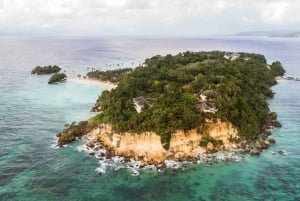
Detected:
left=85, top=122, right=238, bottom=164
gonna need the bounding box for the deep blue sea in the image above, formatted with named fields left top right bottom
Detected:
left=0, top=36, right=300, bottom=201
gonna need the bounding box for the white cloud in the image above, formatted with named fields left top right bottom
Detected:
left=241, top=17, right=256, bottom=24
left=260, top=1, right=290, bottom=24
left=215, top=1, right=225, bottom=11
left=0, top=0, right=300, bottom=36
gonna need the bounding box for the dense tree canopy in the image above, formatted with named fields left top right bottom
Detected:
left=86, top=68, right=133, bottom=83
left=48, top=73, right=67, bottom=84
left=91, top=51, right=285, bottom=140
left=31, top=65, right=61, bottom=75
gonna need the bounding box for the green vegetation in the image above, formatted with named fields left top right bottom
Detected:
left=48, top=73, right=67, bottom=84
left=31, top=65, right=61, bottom=75
left=58, top=51, right=285, bottom=145
left=57, top=121, right=88, bottom=146
left=57, top=115, right=107, bottom=146
left=86, top=68, right=133, bottom=83
left=270, top=61, right=286, bottom=76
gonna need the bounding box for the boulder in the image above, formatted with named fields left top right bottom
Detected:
left=263, top=130, right=272, bottom=136
left=207, top=142, right=214, bottom=152
left=250, top=150, right=260, bottom=156
left=174, top=152, right=184, bottom=159
left=273, top=121, right=282, bottom=128
left=86, top=141, right=95, bottom=148
left=215, top=144, right=224, bottom=151
left=260, top=141, right=269, bottom=149
left=255, top=140, right=262, bottom=150
left=268, top=138, right=276, bottom=144
left=165, top=151, right=174, bottom=159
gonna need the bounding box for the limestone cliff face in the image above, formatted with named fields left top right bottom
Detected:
left=116, top=132, right=166, bottom=163
left=168, top=129, right=204, bottom=159
left=87, top=121, right=238, bottom=163
left=87, top=124, right=166, bottom=164
left=201, top=121, right=238, bottom=150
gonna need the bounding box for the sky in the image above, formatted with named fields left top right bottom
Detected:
left=0, top=0, right=299, bottom=37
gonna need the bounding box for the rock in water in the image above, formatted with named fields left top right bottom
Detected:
left=86, top=141, right=95, bottom=148
left=207, top=142, right=214, bottom=152
left=250, top=150, right=260, bottom=156
left=273, top=121, right=282, bottom=128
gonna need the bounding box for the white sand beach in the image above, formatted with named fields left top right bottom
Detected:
left=68, top=77, right=117, bottom=89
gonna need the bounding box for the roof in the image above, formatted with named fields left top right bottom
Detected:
left=133, top=96, right=157, bottom=113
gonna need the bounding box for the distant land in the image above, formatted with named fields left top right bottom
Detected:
left=236, top=30, right=300, bottom=38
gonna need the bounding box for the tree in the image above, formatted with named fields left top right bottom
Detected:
left=48, top=73, right=67, bottom=84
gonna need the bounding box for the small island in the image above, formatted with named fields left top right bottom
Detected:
left=48, top=73, right=67, bottom=84
left=31, top=65, right=61, bottom=75
left=57, top=51, right=285, bottom=170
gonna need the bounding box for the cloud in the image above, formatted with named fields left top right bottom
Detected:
left=260, top=1, right=290, bottom=24
left=0, top=0, right=300, bottom=36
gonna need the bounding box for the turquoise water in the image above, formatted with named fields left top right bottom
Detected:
left=0, top=37, right=300, bottom=201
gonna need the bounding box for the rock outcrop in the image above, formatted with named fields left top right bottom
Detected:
left=86, top=121, right=238, bottom=164
left=201, top=120, right=238, bottom=150
left=168, top=129, right=204, bottom=159
left=115, top=132, right=167, bottom=164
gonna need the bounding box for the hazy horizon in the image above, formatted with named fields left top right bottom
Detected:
left=0, top=0, right=299, bottom=37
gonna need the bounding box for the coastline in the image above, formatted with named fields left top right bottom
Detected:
left=68, top=77, right=117, bottom=89
left=78, top=124, right=244, bottom=175
left=275, top=76, right=284, bottom=80
left=56, top=51, right=285, bottom=176
left=59, top=119, right=279, bottom=175
left=276, top=76, right=300, bottom=81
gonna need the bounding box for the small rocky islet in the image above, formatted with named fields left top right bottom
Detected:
left=56, top=51, right=286, bottom=174
left=31, top=65, right=67, bottom=84
left=31, top=65, right=61, bottom=75
left=47, top=73, right=67, bottom=84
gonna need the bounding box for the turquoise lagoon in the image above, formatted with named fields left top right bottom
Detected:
left=0, top=37, right=299, bottom=201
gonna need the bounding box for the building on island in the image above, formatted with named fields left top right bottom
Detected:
left=224, top=52, right=240, bottom=61
left=133, top=96, right=157, bottom=113
left=196, top=90, right=218, bottom=114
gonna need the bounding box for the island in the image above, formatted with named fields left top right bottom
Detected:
left=236, top=30, right=300, bottom=38
left=31, top=65, right=61, bottom=75
left=48, top=73, right=67, bottom=84
left=57, top=51, right=285, bottom=168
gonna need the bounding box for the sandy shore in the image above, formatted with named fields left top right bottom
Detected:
left=68, top=77, right=117, bottom=89
left=275, top=76, right=284, bottom=80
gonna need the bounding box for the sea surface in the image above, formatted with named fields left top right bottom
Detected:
left=0, top=36, right=299, bottom=201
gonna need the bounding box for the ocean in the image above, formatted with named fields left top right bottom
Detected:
left=0, top=36, right=299, bottom=201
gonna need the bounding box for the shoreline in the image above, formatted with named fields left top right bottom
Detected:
left=77, top=142, right=245, bottom=176
left=68, top=77, right=118, bottom=89
left=57, top=112, right=282, bottom=175
left=276, top=76, right=300, bottom=81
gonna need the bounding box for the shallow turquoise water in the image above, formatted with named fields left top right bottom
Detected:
left=0, top=37, right=300, bottom=201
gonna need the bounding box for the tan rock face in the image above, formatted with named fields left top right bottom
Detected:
left=115, top=132, right=167, bottom=163
left=169, top=129, right=204, bottom=157
left=206, top=142, right=214, bottom=152
left=201, top=121, right=238, bottom=150
left=86, top=121, right=238, bottom=162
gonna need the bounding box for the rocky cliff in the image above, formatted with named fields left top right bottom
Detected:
left=86, top=121, right=238, bottom=164
left=168, top=129, right=204, bottom=159
left=201, top=120, right=238, bottom=150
